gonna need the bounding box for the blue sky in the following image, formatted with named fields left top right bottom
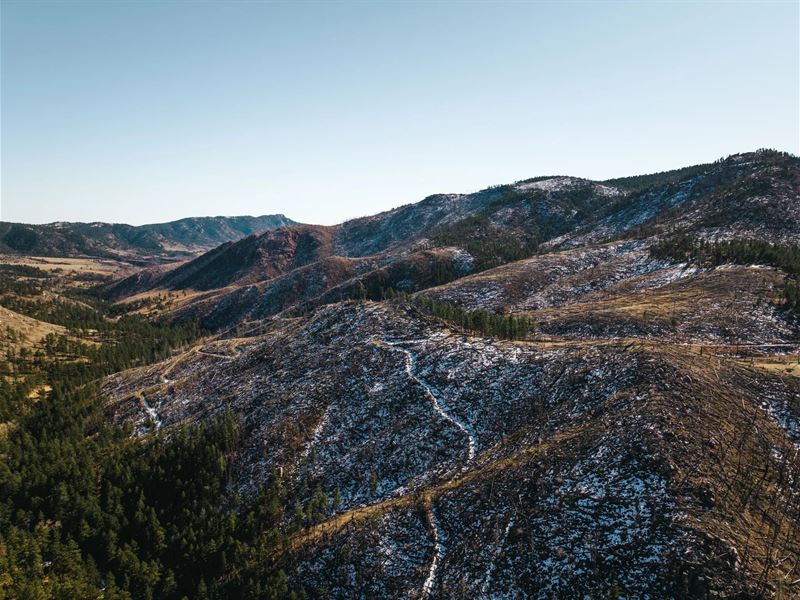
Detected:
left=1, top=0, right=798, bottom=226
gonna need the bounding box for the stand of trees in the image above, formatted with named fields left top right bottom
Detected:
left=649, top=235, right=800, bottom=312
left=0, top=283, right=305, bottom=599
left=649, top=236, right=800, bottom=275
left=413, top=296, right=536, bottom=340
left=0, top=264, right=50, bottom=296
left=0, top=382, right=301, bottom=599
left=431, top=214, right=545, bottom=272
left=0, top=295, right=112, bottom=333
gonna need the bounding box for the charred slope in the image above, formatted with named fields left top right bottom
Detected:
left=96, top=149, right=800, bottom=598
left=165, top=247, right=475, bottom=331
left=106, top=176, right=624, bottom=300
left=574, top=150, right=800, bottom=246
left=107, top=224, right=335, bottom=296
left=330, top=150, right=799, bottom=263
left=103, top=301, right=800, bottom=598
left=105, top=151, right=798, bottom=315
left=417, top=240, right=799, bottom=345
left=331, top=176, right=622, bottom=258
left=155, top=224, right=335, bottom=291
left=0, top=214, right=295, bottom=261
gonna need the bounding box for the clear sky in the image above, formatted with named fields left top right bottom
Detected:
left=1, top=1, right=798, bottom=226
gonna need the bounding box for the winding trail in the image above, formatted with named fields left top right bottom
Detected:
left=196, top=349, right=237, bottom=360
left=373, top=337, right=478, bottom=597
left=379, top=339, right=477, bottom=462
left=157, top=340, right=241, bottom=388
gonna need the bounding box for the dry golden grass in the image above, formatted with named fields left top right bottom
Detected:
left=0, top=305, right=67, bottom=348
left=531, top=286, right=707, bottom=325
left=739, top=354, right=800, bottom=378
left=117, top=287, right=222, bottom=316
left=0, top=420, right=16, bottom=439
left=27, top=384, right=53, bottom=401
left=0, top=254, right=135, bottom=277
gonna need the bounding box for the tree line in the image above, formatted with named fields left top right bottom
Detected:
left=413, top=295, right=536, bottom=340
left=649, top=235, right=800, bottom=311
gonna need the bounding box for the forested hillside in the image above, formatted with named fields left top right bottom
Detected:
left=0, top=265, right=306, bottom=598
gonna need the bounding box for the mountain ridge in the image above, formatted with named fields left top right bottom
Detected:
left=0, top=213, right=297, bottom=262
left=107, top=150, right=800, bottom=327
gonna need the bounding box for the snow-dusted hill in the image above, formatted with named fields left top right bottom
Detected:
left=106, top=151, right=800, bottom=323
left=104, top=298, right=800, bottom=598
left=99, top=149, right=800, bottom=598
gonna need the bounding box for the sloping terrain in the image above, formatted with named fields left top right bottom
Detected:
left=570, top=151, right=800, bottom=247
left=105, top=151, right=799, bottom=331
left=418, top=242, right=797, bottom=345
left=106, top=224, right=336, bottom=298
left=146, top=246, right=473, bottom=331
left=103, top=299, right=800, bottom=598
left=0, top=214, right=295, bottom=261
left=332, top=175, right=622, bottom=257
left=103, top=176, right=627, bottom=303
left=0, top=305, right=67, bottom=350
left=70, top=148, right=800, bottom=597
left=143, top=225, right=336, bottom=291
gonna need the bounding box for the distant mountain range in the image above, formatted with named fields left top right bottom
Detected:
left=0, top=214, right=296, bottom=262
